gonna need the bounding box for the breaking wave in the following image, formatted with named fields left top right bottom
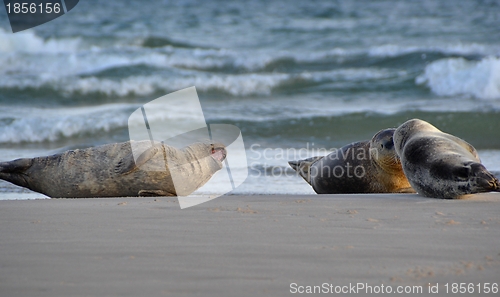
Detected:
left=416, top=56, right=500, bottom=100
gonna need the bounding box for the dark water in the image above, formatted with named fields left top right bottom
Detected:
left=0, top=0, right=499, bottom=197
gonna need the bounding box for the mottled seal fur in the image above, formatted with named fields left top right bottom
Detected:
left=394, top=119, right=500, bottom=199
left=0, top=141, right=226, bottom=198
left=289, top=128, right=414, bottom=194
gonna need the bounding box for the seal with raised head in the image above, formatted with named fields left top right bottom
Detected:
left=394, top=118, right=500, bottom=199
left=289, top=128, right=414, bottom=194
left=0, top=140, right=226, bottom=198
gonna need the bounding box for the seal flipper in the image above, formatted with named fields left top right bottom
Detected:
left=138, top=190, right=175, bottom=197
left=288, top=156, right=323, bottom=185
left=397, top=187, right=416, bottom=194
left=0, top=158, right=34, bottom=188
left=115, top=145, right=161, bottom=175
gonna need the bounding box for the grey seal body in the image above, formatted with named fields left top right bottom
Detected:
left=0, top=141, right=226, bottom=198
left=289, top=129, right=414, bottom=194
left=394, top=119, right=499, bottom=199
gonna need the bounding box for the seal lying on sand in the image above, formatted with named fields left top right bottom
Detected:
left=394, top=119, right=500, bottom=199
left=289, top=128, right=414, bottom=194
left=0, top=141, right=226, bottom=198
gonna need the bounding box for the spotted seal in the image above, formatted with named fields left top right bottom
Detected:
left=289, top=128, right=414, bottom=194
left=0, top=141, right=226, bottom=198
left=394, top=118, right=499, bottom=199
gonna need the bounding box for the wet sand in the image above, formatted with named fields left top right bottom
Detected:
left=1, top=193, right=499, bottom=296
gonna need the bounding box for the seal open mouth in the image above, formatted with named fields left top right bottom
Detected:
left=211, top=145, right=227, bottom=162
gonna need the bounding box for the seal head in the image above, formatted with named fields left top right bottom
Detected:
left=370, top=128, right=401, bottom=173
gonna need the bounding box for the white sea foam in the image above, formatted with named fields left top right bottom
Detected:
left=0, top=29, right=276, bottom=77
left=59, top=73, right=290, bottom=96
left=0, top=28, right=80, bottom=53
left=0, top=99, right=232, bottom=143
left=416, top=56, right=500, bottom=100
left=2, top=28, right=497, bottom=82
left=0, top=94, right=493, bottom=144
left=368, top=43, right=499, bottom=58
left=0, top=67, right=405, bottom=98
left=0, top=49, right=171, bottom=80
left=283, top=43, right=499, bottom=63
left=0, top=104, right=134, bottom=143
left=170, top=42, right=500, bottom=70
left=171, top=48, right=276, bottom=71
left=206, top=95, right=497, bottom=123
left=2, top=27, right=499, bottom=99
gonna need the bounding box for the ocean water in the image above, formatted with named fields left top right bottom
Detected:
left=0, top=0, right=499, bottom=199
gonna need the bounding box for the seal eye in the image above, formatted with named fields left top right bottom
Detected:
left=454, top=166, right=471, bottom=180
left=380, top=140, right=394, bottom=150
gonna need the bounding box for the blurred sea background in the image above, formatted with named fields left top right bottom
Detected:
left=0, top=0, right=499, bottom=199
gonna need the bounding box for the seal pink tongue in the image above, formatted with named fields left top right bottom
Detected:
left=211, top=149, right=226, bottom=162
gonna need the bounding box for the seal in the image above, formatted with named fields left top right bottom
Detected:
left=0, top=140, right=227, bottom=198
left=394, top=118, right=500, bottom=199
left=289, top=128, right=414, bottom=194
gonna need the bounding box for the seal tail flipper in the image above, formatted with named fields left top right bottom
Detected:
left=288, top=156, right=323, bottom=185
left=0, top=158, right=33, bottom=188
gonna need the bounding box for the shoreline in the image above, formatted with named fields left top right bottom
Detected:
left=1, top=193, right=499, bottom=296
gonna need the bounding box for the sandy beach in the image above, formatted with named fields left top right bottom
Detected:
left=1, top=193, right=499, bottom=297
